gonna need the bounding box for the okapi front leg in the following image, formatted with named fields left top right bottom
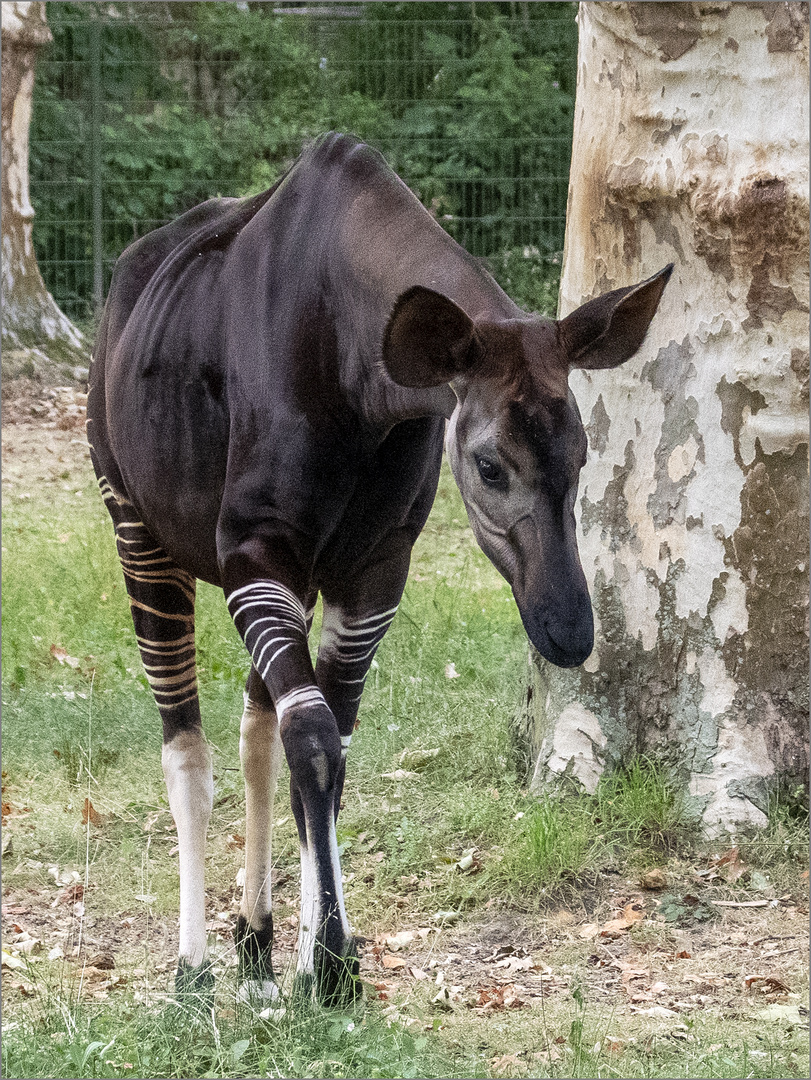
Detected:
left=234, top=667, right=283, bottom=1006
left=317, top=531, right=412, bottom=818
left=277, top=691, right=357, bottom=1004
left=316, top=601, right=399, bottom=817
left=226, top=577, right=356, bottom=1004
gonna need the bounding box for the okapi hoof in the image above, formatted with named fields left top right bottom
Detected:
left=293, top=940, right=360, bottom=1008
left=175, top=958, right=214, bottom=1012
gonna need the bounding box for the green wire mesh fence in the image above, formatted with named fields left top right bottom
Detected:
left=30, top=1, right=577, bottom=324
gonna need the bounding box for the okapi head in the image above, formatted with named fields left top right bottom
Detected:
left=382, top=265, right=673, bottom=668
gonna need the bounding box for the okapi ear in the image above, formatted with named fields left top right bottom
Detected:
left=558, top=264, right=674, bottom=371
left=382, top=286, right=481, bottom=388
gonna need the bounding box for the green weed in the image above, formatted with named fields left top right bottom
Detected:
left=494, top=798, right=596, bottom=896
left=593, top=756, right=698, bottom=857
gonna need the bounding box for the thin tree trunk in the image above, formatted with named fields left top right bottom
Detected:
left=524, top=2, right=809, bottom=835
left=2, top=1, right=88, bottom=377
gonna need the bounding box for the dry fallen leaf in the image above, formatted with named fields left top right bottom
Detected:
left=381, top=952, right=407, bottom=970
left=490, top=1053, right=524, bottom=1076
left=1, top=950, right=25, bottom=971
left=711, top=846, right=747, bottom=883
left=81, top=799, right=104, bottom=827
left=600, top=901, right=645, bottom=936
left=745, top=974, right=791, bottom=994
left=383, top=930, right=417, bottom=951
left=50, top=644, right=81, bottom=668
left=51, top=882, right=84, bottom=908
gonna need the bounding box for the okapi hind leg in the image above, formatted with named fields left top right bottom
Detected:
left=100, top=485, right=214, bottom=1007
left=234, top=666, right=284, bottom=1006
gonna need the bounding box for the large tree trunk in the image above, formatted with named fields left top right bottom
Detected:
left=525, top=2, right=809, bottom=835
left=2, top=1, right=88, bottom=378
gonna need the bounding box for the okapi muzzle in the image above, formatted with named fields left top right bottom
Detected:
left=509, top=510, right=594, bottom=668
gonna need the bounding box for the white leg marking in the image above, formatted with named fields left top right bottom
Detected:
left=239, top=691, right=282, bottom=933
left=296, top=816, right=351, bottom=979
left=274, top=686, right=327, bottom=722
left=162, top=730, right=213, bottom=969
left=297, top=843, right=318, bottom=977
left=326, top=817, right=351, bottom=940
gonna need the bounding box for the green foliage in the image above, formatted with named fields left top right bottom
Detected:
left=1, top=992, right=474, bottom=1079
left=593, top=755, right=698, bottom=855
left=500, top=798, right=595, bottom=890
left=32, top=1, right=576, bottom=319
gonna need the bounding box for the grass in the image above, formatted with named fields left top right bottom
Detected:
left=2, top=450, right=808, bottom=1079
left=2, top=984, right=474, bottom=1079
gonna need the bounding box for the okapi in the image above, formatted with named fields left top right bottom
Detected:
left=87, top=132, right=672, bottom=1007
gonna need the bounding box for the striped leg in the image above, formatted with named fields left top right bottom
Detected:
left=100, top=484, right=213, bottom=1005
left=234, top=596, right=317, bottom=1004
left=316, top=528, right=413, bottom=817
left=226, top=578, right=355, bottom=1004
left=316, top=602, right=399, bottom=815
left=233, top=667, right=283, bottom=1005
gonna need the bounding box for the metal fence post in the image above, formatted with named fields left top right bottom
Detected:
left=90, top=19, right=103, bottom=316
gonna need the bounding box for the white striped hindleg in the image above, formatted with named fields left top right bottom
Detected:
left=162, top=729, right=213, bottom=970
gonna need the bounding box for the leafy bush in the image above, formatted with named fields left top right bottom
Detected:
left=32, top=1, right=576, bottom=319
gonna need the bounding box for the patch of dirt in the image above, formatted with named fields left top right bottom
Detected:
left=2, top=381, right=92, bottom=498
left=2, top=853, right=808, bottom=1027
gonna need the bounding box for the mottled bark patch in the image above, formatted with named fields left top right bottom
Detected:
left=629, top=3, right=702, bottom=61
left=642, top=336, right=705, bottom=527
left=762, top=0, right=809, bottom=52
left=790, top=348, right=809, bottom=403
left=580, top=440, right=638, bottom=553
left=742, top=254, right=806, bottom=331
left=694, top=225, right=733, bottom=282
left=716, top=375, right=767, bottom=469
left=585, top=394, right=610, bottom=456
left=723, top=444, right=809, bottom=780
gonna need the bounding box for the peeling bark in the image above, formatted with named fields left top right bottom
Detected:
left=2, top=1, right=88, bottom=376
left=525, top=2, right=809, bottom=835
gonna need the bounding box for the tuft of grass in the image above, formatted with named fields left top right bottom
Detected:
left=494, top=798, right=596, bottom=896
left=593, top=756, right=698, bottom=857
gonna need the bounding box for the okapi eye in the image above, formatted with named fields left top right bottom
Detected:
left=475, top=455, right=504, bottom=486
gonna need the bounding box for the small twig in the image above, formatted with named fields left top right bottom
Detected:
left=710, top=899, right=770, bottom=908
